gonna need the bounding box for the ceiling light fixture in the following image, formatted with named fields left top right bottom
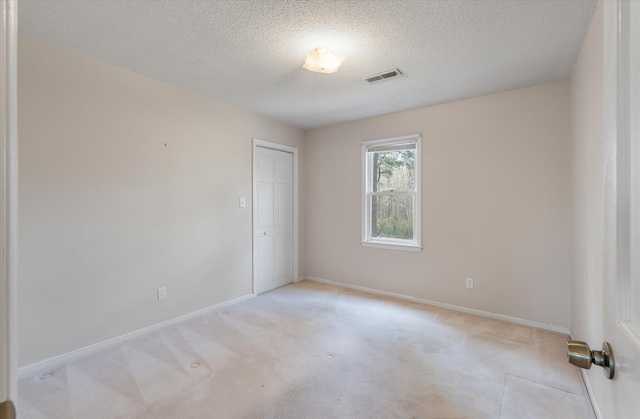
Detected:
left=303, top=47, right=346, bottom=74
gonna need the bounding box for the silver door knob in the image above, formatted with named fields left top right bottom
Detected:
left=566, top=340, right=615, bottom=379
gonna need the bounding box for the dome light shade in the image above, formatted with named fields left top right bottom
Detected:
left=303, top=47, right=346, bottom=74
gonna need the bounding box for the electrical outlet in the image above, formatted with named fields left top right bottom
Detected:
left=157, top=287, right=167, bottom=300
left=466, top=278, right=474, bottom=289
left=239, top=197, right=246, bottom=208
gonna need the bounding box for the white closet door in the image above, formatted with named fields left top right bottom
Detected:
left=254, top=147, right=293, bottom=294
left=275, top=151, right=293, bottom=287
left=254, top=148, right=275, bottom=292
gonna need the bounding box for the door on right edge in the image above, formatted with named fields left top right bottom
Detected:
left=601, top=1, right=640, bottom=417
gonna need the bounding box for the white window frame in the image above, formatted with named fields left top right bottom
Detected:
left=361, top=134, right=422, bottom=252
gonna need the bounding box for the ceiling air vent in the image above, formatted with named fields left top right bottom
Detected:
left=364, top=68, right=403, bottom=84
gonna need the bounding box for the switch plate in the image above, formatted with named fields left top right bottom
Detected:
left=466, top=278, right=474, bottom=289
left=157, top=287, right=167, bottom=300
left=239, top=197, right=246, bottom=208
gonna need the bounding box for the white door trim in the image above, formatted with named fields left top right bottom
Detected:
left=604, top=0, right=640, bottom=351
left=0, top=0, right=18, bottom=404
left=607, top=0, right=640, bottom=351
left=252, top=139, right=298, bottom=295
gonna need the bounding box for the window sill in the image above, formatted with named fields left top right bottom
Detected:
left=361, top=241, right=422, bottom=252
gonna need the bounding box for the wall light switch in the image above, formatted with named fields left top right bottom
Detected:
left=157, top=287, right=167, bottom=300
left=239, top=197, right=246, bottom=208
left=466, top=278, right=474, bottom=289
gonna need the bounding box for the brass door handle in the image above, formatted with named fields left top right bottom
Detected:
left=0, top=400, right=16, bottom=419
left=566, top=340, right=615, bottom=379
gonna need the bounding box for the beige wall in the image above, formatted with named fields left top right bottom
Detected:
left=18, top=37, right=306, bottom=366
left=305, top=81, right=573, bottom=328
left=19, top=31, right=579, bottom=366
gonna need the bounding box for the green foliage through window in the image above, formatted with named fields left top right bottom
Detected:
left=373, top=150, right=415, bottom=192
left=370, top=150, right=415, bottom=240
left=375, top=216, right=413, bottom=239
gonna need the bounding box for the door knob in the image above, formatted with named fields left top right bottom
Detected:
left=0, top=400, right=16, bottom=419
left=566, top=340, right=615, bottom=379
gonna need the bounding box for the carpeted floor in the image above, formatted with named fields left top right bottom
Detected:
left=18, top=280, right=594, bottom=418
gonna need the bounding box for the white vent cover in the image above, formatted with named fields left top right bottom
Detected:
left=364, top=68, right=403, bottom=84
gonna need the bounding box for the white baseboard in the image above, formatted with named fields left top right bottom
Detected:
left=579, top=365, right=602, bottom=419
left=18, top=293, right=254, bottom=377
left=306, top=276, right=571, bottom=334
left=569, top=331, right=602, bottom=419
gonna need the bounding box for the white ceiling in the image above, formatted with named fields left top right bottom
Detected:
left=19, top=0, right=596, bottom=130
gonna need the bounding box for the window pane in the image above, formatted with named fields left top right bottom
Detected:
left=370, top=150, right=415, bottom=192
left=371, top=194, right=413, bottom=240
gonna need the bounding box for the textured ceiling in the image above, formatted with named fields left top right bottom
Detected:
left=19, top=0, right=596, bottom=130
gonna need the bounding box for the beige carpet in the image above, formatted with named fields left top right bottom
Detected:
left=18, top=280, right=594, bottom=418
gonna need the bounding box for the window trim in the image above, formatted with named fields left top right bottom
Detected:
left=361, top=134, right=422, bottom=252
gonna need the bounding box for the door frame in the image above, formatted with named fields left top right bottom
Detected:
left=1, top=0, right=18, bottom=405
left=252, top=138, right=299, bottom=296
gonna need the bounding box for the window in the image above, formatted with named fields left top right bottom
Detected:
left=362, top=135, right=421, bottom=251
